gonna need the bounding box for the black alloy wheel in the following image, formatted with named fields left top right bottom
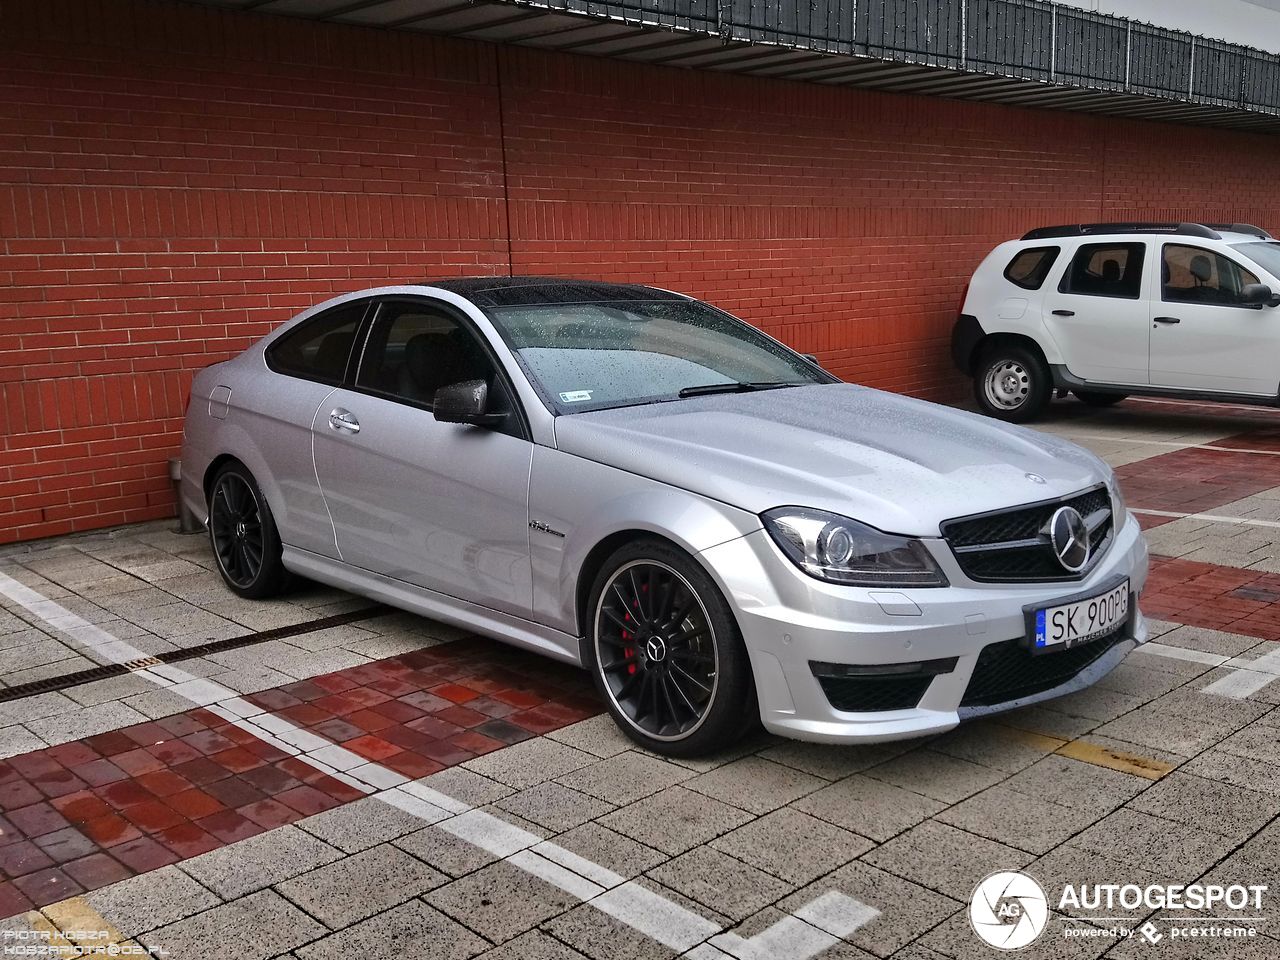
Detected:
left=208, top=462, right=288, bottom=599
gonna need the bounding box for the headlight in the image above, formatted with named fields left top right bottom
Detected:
left=1107, top=473, right=1128, bottom=532
left=761, top=507, right=948, bottom=587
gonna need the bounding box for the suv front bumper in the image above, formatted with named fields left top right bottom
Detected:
left=698, top=513, right=1149, bottom=744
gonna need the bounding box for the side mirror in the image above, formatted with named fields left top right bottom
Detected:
left=1241, top=283, right=1280, bottom=308
left=433, top=379, right=504, bottom=426
left=802, top=353, right=823, bottom=368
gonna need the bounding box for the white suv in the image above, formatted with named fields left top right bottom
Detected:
left=953, top=222, right=1280, bottom=421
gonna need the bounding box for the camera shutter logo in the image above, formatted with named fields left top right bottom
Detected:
left=969, top=870, right=1049, bottom=950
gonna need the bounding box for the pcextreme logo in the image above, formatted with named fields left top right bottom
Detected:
left=968, top=870, right=1269, bottom=950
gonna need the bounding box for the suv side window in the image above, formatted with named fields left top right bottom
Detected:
left=1004, top=247, right=1060, bottom=290
left=1059, top=242, right=1146, bottom=299
left=1162, top=244, right=1260, bottom=306
left=355, top=299, right=520, bottom=434
left=266, top=301, right=369, bottom=385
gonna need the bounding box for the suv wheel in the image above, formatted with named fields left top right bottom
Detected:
left=208, top=461, right=288, bottom=599
left=974, top=345, right=1051, bottom=422
left=1075, top=391, right=1127, bottom=407
left=584, top=538, right=754, bottom=757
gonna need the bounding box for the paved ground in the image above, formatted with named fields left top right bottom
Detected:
left=5, top=394, right=1280, bottom=958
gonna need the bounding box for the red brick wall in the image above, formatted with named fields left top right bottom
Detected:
left=3, top=0, right=1279, bottom=544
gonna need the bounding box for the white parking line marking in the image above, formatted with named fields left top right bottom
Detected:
left=1132, top=508, right=1280, bottom=529
left=1202, top=644, right=1280, bottom=698
left=1134, top=642, right=1230, bottom=667
left=0, top=566, right=881, bottom=958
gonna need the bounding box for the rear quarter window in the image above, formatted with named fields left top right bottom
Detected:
left=1003, top=247, right=1060, bottom=290
left=266, top=301, right=369, bottom=385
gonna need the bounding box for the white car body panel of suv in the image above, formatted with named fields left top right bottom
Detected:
left=954, top=222, right=1280, bottom=420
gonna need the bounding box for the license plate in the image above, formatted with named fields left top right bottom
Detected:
left=1031, top=580, right=1129, bottom=654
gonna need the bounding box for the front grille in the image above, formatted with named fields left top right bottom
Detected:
left=959, top=628, right=1126, bottom=708
left=816, top=674, right=935, bottom=712
left=942, top=486, right=1112, bottom=583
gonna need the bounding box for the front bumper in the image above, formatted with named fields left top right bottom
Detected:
left=698, top=512, right=1149, bottom=744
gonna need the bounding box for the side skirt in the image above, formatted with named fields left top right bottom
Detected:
left=1050, top=365, right=1280, bottom=407
left=282, top=545, right=583, bottom=667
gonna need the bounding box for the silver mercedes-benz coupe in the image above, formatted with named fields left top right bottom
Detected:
left=180, top=278, right=1149, bottom=756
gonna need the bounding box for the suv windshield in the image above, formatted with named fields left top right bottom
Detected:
left=1233, top=242, right=1280, bottom=281
left=484, top=300, right=830, bottom=413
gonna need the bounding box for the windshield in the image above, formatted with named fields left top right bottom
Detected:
left=1232, top=242, right=1280, bottom=281
left=483, top=300, right=831, bottom=413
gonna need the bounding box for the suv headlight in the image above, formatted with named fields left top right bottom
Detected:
left=762, top=507, right=948, bottom=587
left=1107, top=473, right=1128, bottom=532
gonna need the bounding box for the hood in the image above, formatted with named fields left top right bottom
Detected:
left=552, top=384, right=1110, bottom=537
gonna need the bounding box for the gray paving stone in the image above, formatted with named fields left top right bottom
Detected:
left=542, top=900, right=677, bottom=960
left=495, top=781, right=615, bottom=832
left=601, top=786, right=753, bottom=856
left=64, top=672, right=155, bottom=707
left=647, top=846, right=789, bottom=922
left=780, top=859, right=962, bottom=959
left=141, top=889, right=326, bottom=960
left=999, top=704, right=1100, bottom=740
left=926, top=721, right=1065, bottom=773
left=546, top=822, right=668, bottom=879
left=555, top=751, right=693, bottom=805
left=296, top=795, right=431, bottom=854
left=862, top=820, right=1033, bottom=901
left=546, top=715, right=634, bottom=758
left=710, top=807, right=871, bottom=886
left=934, top=783, right=1100, bottom=855
left=427, top=858, right=580, bottom=943
left=276, top=842, right=447, bottom=929
left=179, top=825, right=343, bottom=899
left=24, top=700, right=150, bottom=747
left=463, top=738, right=598, bottom=790
left=794, top=773, right=946, bottom=843
left=1001, top=754, right=1145, bottom=814
left=1128, top=770, right=1280, bottom=841
left=754, top=740, right=908, bottom=781
left=1183, top=749, right=1280, bottom=795
left=861, top=749, right=1004, bottom=803
left=1028, top=844, right=1163, bottom=922
left=916, top=907, right=1112, bottom=960
left=710, top=905, right=880, bottom=960
left=0, top=691, right=79, bottom=723
left=296, top=898, right=488, bottom=960
left=1071, top=807, right=1235, bottom=878
left=474, top=930, right=589, bottom=960
left=395, top=809, right=548, bottom=878
left=419, top=767, right=515, bottom=808
left=84, top=865, right=222, bottom=938
left=0, top=724, right=46, bottom=760
left=681, top=756, right=824, bottom=814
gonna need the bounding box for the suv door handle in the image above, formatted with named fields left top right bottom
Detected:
left=1153, top=316, right=1182, bottom=324
left=328, top=409, right=361, bottom=433
left=1051, top=309, right=1075, bottom=317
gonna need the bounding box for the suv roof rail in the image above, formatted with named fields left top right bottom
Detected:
left=1020, top=222, right=1224, bottom=241
left=1203, top=223, right=1273, bottom=240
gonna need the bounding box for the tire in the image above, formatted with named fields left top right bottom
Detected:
left=583, top=538, right=754, bottom=757
left=973, top=344, right=1052, bottom=423
left=1075, top=391, right=1127, bottom=407
left=207, top=461, right=288, bottom=599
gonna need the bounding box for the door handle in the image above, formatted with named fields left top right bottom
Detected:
left=1051, top=310, right=1075, bottom=317
left=1153, top=316, right=1182, bottom=325
left=328, top=409, right=361, bottom=433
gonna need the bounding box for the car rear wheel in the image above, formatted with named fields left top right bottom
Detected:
left=208, top=461, right=288, bottom=599
left=1075, top=391, right=1127, bottom=407
left=974, top=345, right=1052, bottom=422
left=585, top=539, right=754, bottom=757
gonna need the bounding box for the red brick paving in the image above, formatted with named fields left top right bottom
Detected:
left=1117, top=445, right=1280, bottom=519
left=1144, top=556, right=1280, bottom=640
left=0, top=638, right=598, bottom=915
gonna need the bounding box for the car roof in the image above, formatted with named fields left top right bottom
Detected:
left=421, top=276, right=688, bottom=308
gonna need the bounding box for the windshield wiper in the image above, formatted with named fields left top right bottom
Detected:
left=676, top=381, right=804, bottom=398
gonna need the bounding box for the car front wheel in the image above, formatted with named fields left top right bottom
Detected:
left=974, top=345, right=1052, bottom=422
left=208, top=461, right=288, bottom=599
left=585, top=539, right=754, bottom=757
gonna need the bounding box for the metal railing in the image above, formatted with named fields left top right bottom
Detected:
left=513, top=0, right=1280, bottom=117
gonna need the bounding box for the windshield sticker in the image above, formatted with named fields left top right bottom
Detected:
left=559, top=390, right=593, bottom=403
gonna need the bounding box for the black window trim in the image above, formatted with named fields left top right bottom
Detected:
left=345, top=294, right=532, bottom=441
left=1057, top=240, right=1148, bottom=301
left=264, top=298, right=375, bottom=387
left=1160, top=242, right=1262, bottom=309
left=1003, top=245, right=1061, bottom=291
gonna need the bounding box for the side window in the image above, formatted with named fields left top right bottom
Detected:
left=1162, top=244, right=1260, bottom=306
left=1004, top=246, right=1060, bottom=290
left=1059, top=242, right=1146, bottom=299
left=266, top=301, right=368, bottom=384
left=355, top=301, right=515, bottom=423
